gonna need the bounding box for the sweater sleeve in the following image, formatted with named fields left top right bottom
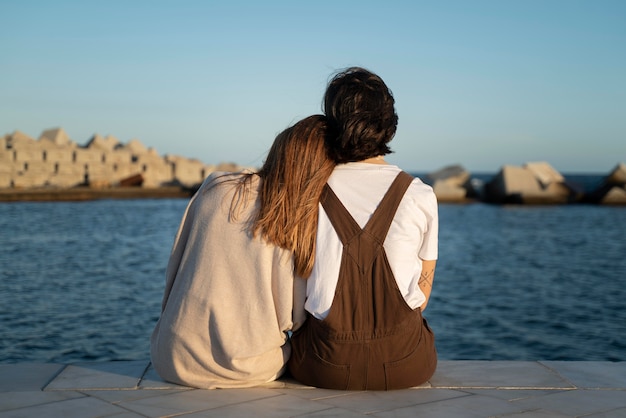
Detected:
left=270, top=246, right=297, bottom=335
left=161, top=190, right=199, bottom=312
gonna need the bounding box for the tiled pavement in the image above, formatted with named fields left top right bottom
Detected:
left=1, top=361, right=625, bottom=417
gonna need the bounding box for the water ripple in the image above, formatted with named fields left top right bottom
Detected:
left=1, top=199, right=625, bottom=363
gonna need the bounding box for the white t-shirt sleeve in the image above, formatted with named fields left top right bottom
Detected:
left=418, top=187, right=438, bottom=261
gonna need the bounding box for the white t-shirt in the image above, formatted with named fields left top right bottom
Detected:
left=305, top=163, right=439, bottom=319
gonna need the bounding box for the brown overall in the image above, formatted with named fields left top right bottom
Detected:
left=288, top=171, right=437, bottom=390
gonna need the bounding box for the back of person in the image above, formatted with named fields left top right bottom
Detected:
left=306, top=164, right=438, bottom=320
left=150, top=115, right=335, bottom=389
left=288, top=164, right=438, bottom=390
left=150, top=172, right=296, bottom=389
left=288, top=66, right=439, bottom=390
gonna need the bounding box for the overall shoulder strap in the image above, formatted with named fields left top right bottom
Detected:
left=363, top=171, right=414, bottom=241
left=321, top=171, right=414, bottom=245
left=320, top=184, right=361, bottom=245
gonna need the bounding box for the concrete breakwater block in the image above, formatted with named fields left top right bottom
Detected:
left=584, top=162, right=626, bottom=204
left=483, top=162, right=579, bottom=204
left=426, top=165, right=475, bottom=203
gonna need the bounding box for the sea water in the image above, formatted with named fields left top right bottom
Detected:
left=1, top=182, right=625, bottom=363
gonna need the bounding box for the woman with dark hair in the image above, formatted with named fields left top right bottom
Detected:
left=289, top=67, right=439, bottom=390
left=151, top=115, right=335, bottom=389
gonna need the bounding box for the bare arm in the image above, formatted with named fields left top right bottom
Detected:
left=418, top=259, right=436, bottom=311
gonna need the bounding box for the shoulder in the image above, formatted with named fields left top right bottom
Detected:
left=204, top=170, right=256, bottom=186
left=404, top=176, right=438, bottom=212
left=407, top=175, right=435, bottom=196
left=187, top=171, right=259, bottom=216
left=197, top=170, right=259, bottom=195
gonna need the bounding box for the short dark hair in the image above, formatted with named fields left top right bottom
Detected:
left=323, top=67, right=398, bottom=163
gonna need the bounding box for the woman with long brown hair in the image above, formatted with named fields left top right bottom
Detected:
left=150, top=115, right=335, bottom=388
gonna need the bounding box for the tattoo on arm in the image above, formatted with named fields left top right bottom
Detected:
left=419, top=268, right=434, bottom=289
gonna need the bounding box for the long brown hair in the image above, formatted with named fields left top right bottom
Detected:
left=235, top=115, right=335, bottom=278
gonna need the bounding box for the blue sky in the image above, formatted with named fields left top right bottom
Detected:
left=1, top=0, right=624, bottom=173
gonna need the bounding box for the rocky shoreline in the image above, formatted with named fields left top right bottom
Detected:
left=2, top=161, right=626, bottom=204
left=3, top=128, right=624, bottom=205
left=428, top=161, right=626, bottom=205
left=0, top=185, right=196, bottom=202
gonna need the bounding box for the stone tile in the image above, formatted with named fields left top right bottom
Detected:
left=81, top=388, right=189, bottom=404
left=275, top=387, right=364, bottom=401
left=117, top=387, right=280, bottom=417
left=1, top=361, right=624, bottom=418
left=184, top=392, right=333, bottom=418
left=512, top=389, right=626, bottom=416
left=0, top=363, right=64, bottom=392
left=431, top=361, right=572, bottom=389
left=101, top=413, right=146, bottom=418
left=371, top=392, right=526, bottom=418
left=462, top=388, right=569, bottom=401
left=0, top=390, right=84, bottom=412
left=45, top=360, right=149, bottom=390
left=295, top=407, right=369, bottom=417
left=0, top=396, right=128, bottom=418
left=310, top=388, right=469, bottom=414
left=497, top=410, right=571, bottom=417
left=138, top=364, right=190, bottom=390
left=585, top=406, right=626, bottom=418
left=540, top=361, right=626, bottom=388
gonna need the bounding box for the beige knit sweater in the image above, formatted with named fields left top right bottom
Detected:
left=150, top=172, right=306, bottom=389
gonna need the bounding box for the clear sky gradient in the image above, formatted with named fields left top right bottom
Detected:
left=2, top=0, right=624, bottom=173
